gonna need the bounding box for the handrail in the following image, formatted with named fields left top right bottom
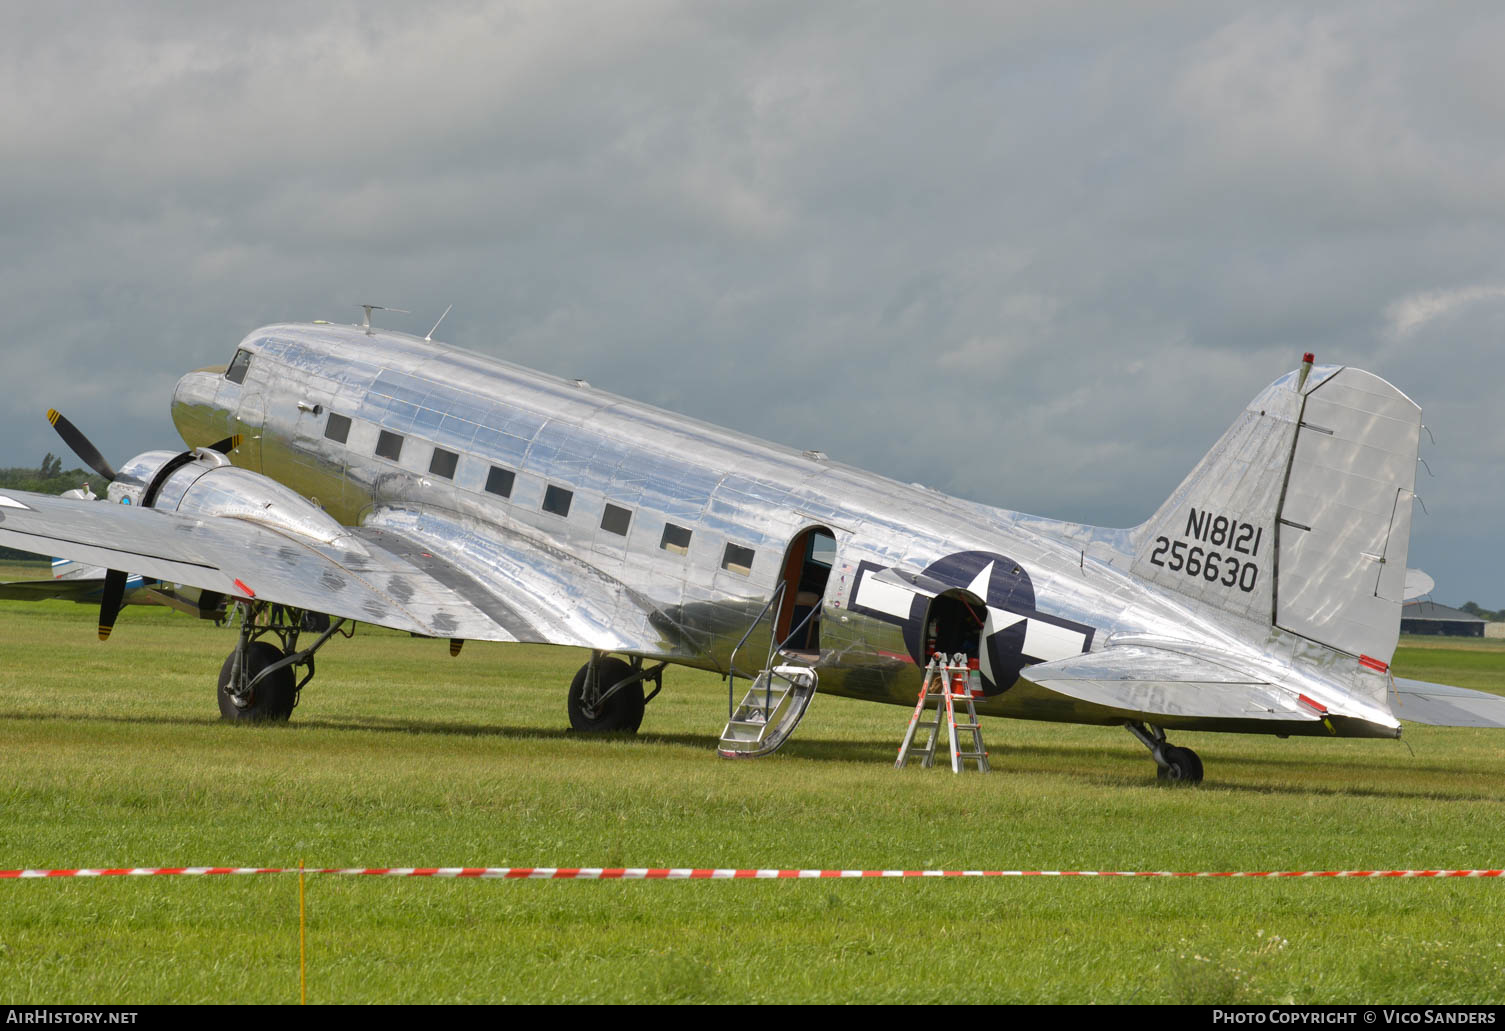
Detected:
left=774, top=598, right=821, bottom=656
left=726, top=581, right=831, bottom=718
left=756, top=600, right=825, bottom=711
left=726, top=581, right=786, bottom=717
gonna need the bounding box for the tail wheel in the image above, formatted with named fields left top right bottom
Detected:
left=1158, top=745, right=1204, bottom=784
left=218, top=641, right=296, bottom=722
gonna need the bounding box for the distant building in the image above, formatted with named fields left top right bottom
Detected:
left=1400, top=601, right=1486, bottom=637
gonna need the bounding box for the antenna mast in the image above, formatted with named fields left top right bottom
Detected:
left=359, top=304, right=410, bottom=335
left=425, top=304, right=453, bottom=342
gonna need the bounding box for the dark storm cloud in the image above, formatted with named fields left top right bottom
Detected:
left=2, top=2, right=1501, bottom=601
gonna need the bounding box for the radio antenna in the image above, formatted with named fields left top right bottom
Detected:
left=425, top=304, right=453, bottom=342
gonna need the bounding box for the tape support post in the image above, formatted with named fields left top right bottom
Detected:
left=1, top=867, right=1502, bottom=880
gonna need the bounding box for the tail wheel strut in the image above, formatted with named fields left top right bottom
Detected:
left=1125, top=721, right=1204, bottom=784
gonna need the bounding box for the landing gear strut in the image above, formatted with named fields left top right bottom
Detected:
left=1125, top=721, right=1204, bottom=784
left=218, top=600, right=347, bottom=722
left=567, top=652, right=664, bottom=733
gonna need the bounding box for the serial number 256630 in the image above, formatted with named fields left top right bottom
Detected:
left=1148, top=537, right=1259, bottom=592
left=1148, top=509, right=1263, bottom=593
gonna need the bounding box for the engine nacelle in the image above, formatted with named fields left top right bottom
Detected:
left=107, top=449, right=347, bottom=544
left=176, top=467, right=349, bottom=544
left=107, top=449, right=229, bottom=507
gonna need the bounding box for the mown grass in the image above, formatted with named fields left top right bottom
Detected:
left=0, top=600, right=1502, bottom=1003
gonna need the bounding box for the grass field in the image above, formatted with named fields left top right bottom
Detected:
left=0, top=595, right=1502, bottom=1004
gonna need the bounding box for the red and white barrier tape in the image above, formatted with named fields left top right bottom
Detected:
left=1, top=866, right=1501, bottom=880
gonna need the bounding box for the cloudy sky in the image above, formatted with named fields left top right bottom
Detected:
left=2, top=2, right=1501, bottom=604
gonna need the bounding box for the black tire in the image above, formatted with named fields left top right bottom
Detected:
left=567, top=657, right=645, bottom=733
left=218, top=641, right=296, bottom=722
left=1158, top=745, right=1204, bottom=784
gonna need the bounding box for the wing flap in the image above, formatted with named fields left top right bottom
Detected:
left=1024, top=645, right=1318, bottom=722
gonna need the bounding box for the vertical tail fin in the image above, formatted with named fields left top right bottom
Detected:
left=1132, top=363, right=1420, bottom=665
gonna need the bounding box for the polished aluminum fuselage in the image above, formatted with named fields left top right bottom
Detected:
left=169, top=323, right=1392, bottom=737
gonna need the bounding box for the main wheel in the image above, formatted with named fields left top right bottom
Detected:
left=567, top=657, right=645, bottom=733
left=218, top=641, right=296, bottom=722
left=1158, top=745, right=1204, bottom=784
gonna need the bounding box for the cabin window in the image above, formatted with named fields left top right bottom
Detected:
left=485, top=466, right=515, bottom=498
left=225, top=349, right=252, bottom=384
left=722, top=543, right=755, bottom=576
left=542, top=485, right=573, bottom=517
left=375, top=430, right=404, bottom=461
left=429, top=447, right=459, bottom=479
left=600, top=503, right=632, bottom=537
left=324, top=413, right=351, bottom=444
left=660, top=523, right=692, bottom=555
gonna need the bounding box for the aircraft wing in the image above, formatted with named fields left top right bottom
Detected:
left=357, top=506, right=694, bottom=658
left=0, top=577, right=115, bottom=603
left=0, top=490, right=686, bottom=657
left=0, top=489, right=511, bottom=641
left=1022, top=644, right=1320, bottom=722
left=0, top=573, right=154, bottom=604
left=1389, top=677, right=1505, bottom=728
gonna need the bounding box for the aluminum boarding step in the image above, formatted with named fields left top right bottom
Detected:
left=717, top=666, right=817, bottom=758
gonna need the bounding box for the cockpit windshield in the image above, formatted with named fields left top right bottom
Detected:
left=225, top=348, right=252, bottom=384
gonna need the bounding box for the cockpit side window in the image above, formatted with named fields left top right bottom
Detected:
left=225, top=349, right=252, bottom=384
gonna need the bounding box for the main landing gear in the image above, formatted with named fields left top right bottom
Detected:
left=218, top=600, right=348, bottom=722
left=1125, top=721, right=1204, bottom=784
left=567, top=652, right=665, bottom=733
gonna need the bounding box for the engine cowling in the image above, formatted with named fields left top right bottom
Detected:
left=107, top=449, right=213, bottom=507
left=107, top=449, right=347, bottom=544
left=176, top=466, right=349, bottom=544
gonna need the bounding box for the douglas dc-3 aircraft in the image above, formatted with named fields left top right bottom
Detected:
left=2, top=313, right=1503, bottom=783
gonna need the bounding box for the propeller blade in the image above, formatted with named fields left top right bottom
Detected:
left=207, top=434, right=242, bottom=455
left=97, top=569, right=127, bottom=642
left=46, top=409, right=119, bottom=482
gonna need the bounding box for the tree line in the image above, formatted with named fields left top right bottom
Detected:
left=1458, top=602, right=1504, bottom=622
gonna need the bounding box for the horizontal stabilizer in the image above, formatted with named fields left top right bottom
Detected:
left=1025, top=645, right=1318, bottom=722
left=1403, top=568, right=1435, bottom=601
left=1390, top=677, right=1505, bottom=728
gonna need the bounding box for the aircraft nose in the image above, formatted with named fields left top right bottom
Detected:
left=171, top=367, right=232, bottom=449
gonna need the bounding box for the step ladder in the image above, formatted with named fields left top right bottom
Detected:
left=718, top=666, right=818, bottom=758
left=895, top=653, right=990, bottom=773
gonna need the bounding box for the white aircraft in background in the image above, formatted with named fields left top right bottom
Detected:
left=1, top=316, right=1501, bottom=783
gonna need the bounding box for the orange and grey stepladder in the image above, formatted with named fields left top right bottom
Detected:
left=895, top=653, right=990, bottom=773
